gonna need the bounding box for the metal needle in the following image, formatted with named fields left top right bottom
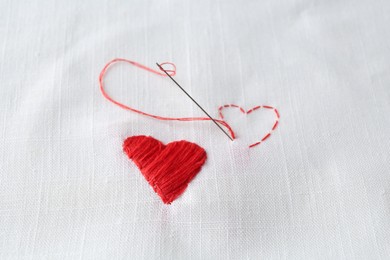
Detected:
left=156, top=62, right=233, bottom=141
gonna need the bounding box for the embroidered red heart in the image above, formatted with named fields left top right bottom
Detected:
left=123, top=136, right=207, bottom=204
left=218, top=104, right=280, bottom=148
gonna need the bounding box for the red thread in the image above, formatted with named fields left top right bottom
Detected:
left=99, top=58, right=234, bottom=137
left=249, top=142, right=260, bottom=148
left=99, top=58, right=280, bottom=148
left=275, top=109, right=280, bottom=118
left=123, top=135, right=207, bottom=204
left=261, top=133, right=271, bottom=142
left=272, top=120, right=279, bottom=130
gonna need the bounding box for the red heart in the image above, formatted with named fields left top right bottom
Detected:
left=218, top=104, right=280, bottom=148
left=123, top=136, right=207, bottom=204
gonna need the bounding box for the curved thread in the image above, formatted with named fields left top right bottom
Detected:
left=99, top=58, right=234, bottom=137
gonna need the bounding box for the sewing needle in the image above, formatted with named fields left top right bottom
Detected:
left=156, top=62, right=233, bottom=141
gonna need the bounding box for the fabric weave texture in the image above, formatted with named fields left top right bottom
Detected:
left=0, top=0, right=389, bottom=259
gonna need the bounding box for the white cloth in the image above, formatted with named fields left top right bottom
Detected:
left=1, top=0, right=389, bottom=259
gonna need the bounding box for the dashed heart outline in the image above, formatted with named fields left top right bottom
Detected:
left=218, top=104, right=280, bottom=148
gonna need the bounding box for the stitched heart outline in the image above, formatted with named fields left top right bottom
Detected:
left=218, top=104, right=280, bottom=148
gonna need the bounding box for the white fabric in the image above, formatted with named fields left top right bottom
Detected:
left=1, top=0, right=390, bottom=259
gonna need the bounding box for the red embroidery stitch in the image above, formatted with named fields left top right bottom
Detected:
left=218, top=104, right=280, bottom=148
left=99, top=58, right=280, bottom=147
left=123, top=136, right=207, bottom=204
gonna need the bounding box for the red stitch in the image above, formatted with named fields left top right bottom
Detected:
left=263, top=105, right=273, bottom=109
left=218, top=106, right=224, bottom=118
left=249, top=142, right=261, bottom=148
left=261, top=133, right=271, bottom=142
left=272, top=120, right=279, bottom=130
left=123, top=136, right=207, bottom=204
left=274, top=109, right=280, bottom=118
